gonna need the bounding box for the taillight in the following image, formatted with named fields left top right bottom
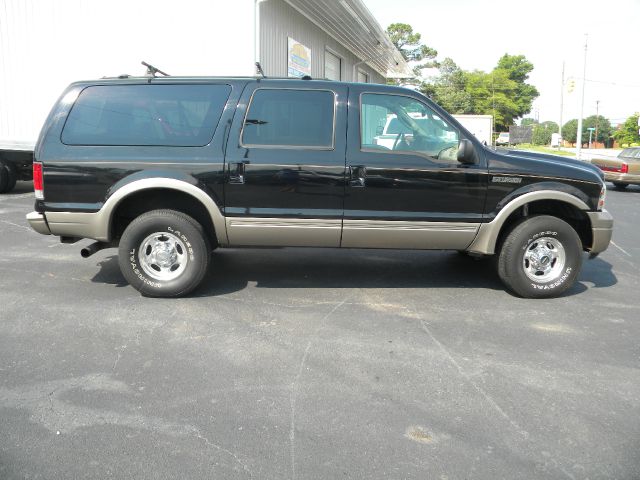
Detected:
left=33, top=162, right=44, bottom=199
left=599, top=163, right=629, bottom=173
left=598, top=184, right=606, bottom=211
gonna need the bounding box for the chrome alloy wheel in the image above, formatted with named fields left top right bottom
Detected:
left=138, top=231, right=189, bottom=281
left=522, top=236, right=566, bottom=283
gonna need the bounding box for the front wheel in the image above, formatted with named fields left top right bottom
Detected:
left=118, top=209, right=210, bottom=297
left=497, top=215, right=583, bottom=298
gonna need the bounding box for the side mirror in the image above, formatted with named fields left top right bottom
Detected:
left=457, top=139, right=476, bottom=165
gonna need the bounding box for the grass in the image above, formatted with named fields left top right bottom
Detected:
left=508, top=144, right=576, bottom=157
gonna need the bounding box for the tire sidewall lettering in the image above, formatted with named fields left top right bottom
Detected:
left=522, top=230, right=558, bottom=251
left=530, top=267, right=572, bottom=290
left=167, top=226, right=195, bottom=260
left=129, top=248, right=162, bottom=289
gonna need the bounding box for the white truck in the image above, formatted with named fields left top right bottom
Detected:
left=452, top=114, right=493, bottom=146
left=0, top=0, right=257, bottom=193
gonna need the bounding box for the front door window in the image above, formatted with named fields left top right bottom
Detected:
left=360, top=93, right=460, bottom=164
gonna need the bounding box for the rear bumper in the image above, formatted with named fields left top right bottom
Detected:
left=26, top=210, right=108, bottom=241
left=603, top=172, right=640, bottom=184
left=586, top=210, right=613, bottom=254
left=26, top=211, right=52, bottom=235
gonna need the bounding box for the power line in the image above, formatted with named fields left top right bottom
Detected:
left=582, top=78, right=640, bottom=88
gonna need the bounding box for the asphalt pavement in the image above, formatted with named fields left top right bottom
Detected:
left=1, top=181, right=639, bottom=479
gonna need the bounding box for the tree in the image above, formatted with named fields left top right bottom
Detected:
left=532, top=121, right=559, bottom=145
left=423, top=58, right=473, bottom=113
left=521, top=118, right=538, bottom=126
left=563, top=116, right=612, bottom=145
left=464, top=69, right=520, bottom=131
left=563, top=119, right=579, bottom=145
left=583, top=115, right=612, bottom=145
left=495, top=54, right=539, bottom=120
left=386, top=23, right=438, bottom=82
left=612, top=113, right=640, bottom=146
left=420, top=52, right=539, bottom=130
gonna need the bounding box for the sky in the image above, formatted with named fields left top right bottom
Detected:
left=363, top=0, right=640, bottom=127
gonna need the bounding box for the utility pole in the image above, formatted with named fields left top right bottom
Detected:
left=492, top=73, right=496, bottom=144
left=576, top=35, right=588, bottom=160
left=559, top=61, right=565, bottom=140
left=595, top=100, right=600, bottom=148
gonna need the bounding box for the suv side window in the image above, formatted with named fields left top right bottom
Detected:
left=360, top=93, right=459, bottom=164
left=61, top=84, right=231, bottom=147
left=241, top=89, right=335, bottom=148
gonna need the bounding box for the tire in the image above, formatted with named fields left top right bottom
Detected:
left=118, top=209, right=211, bottom=297
left=1, top=160, right=18, bottom=193
left=497, top=215, right=582, bottom=298
left=0, top=161, right=8, bottom=193
left=612, top=182, right=628, bottom=190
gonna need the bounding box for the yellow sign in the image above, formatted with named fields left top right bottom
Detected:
left=288, top=37, right=311, bottom=78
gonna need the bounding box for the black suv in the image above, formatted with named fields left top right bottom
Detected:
left=27, top=77, right=613, bottom=298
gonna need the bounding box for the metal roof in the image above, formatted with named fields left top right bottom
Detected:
left=283, top=0, right=412, bottom=78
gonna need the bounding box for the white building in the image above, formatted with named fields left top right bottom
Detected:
left=0, top=0, right=410, bottom=149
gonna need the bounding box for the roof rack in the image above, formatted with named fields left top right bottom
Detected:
left=142, top=61, right=169, bottom=77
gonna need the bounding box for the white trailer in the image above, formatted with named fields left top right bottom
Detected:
left=453, top=114, right=493, bottom=146
left=0, top=0, right=256, bottom=192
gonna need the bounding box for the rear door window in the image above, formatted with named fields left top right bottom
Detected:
left=241, top=89, right=335, bottom=148
left=61, top=84, right=231, bottom=147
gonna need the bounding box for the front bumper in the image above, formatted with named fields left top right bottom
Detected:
left=26, top=211, right=52, bottom=235
left=586, top=210, right=613, bottom=254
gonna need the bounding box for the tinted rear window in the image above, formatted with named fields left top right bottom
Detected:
left=61, top=84, right=231, bottom=147
left=241, top=89, right=335, bottom=148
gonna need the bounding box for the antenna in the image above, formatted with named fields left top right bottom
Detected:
left=141, top=61, right=170, bottom=77
left=255, top=62, right=266, bottom=78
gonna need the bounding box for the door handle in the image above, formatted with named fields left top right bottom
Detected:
left=229, top=162, right=247, bottom=184
left=349, top=165, right=366, bottom=187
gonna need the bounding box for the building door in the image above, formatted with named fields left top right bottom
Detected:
left=342, top=87, right=488, bottom=249
left=324, top=50, right=341, bottom=81
left=224, top=82, right=348, bottom=247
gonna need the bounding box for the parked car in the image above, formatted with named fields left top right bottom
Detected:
left=27, top=77, right=612, bottom=298
left=496, top=132, right=510, bottom=145
left=591, top=147, right=640, bottom=189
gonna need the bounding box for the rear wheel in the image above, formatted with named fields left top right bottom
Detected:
left=612, top=182, right=628, bottom=190
left=1, top=160, right=18, bottom=193
left=118, top=209, right=210, bottom=297
left=497, top=215, right=582, bottom=298
left=0, top=161, right=8, bottom=193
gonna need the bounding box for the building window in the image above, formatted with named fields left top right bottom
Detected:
left=324, top=50, right=341, bottom=81
left=357, top=70, right=368, bottom=83
left=242, top=89, right=335, bottom=148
